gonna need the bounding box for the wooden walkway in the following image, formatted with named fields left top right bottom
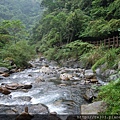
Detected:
left=88, top=36, right=120, bottom=48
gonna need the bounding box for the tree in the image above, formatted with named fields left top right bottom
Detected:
left=1, top=20, right=26, bottom=43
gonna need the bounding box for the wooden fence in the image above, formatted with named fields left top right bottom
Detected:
left=88, top=36, right=120, bottom=48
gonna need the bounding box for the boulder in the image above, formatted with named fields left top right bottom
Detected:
left=3, top=83, right=32, bottom=90
left=60, top=73, right=72, bottom=80
left=4, top=83, right=22, bottom=90
left=0, top=73, right=10, bottom=77
left=101, top=69, right=117, bottom=78
left=35, top=76, right=45, bottom=83
left=0, top=104, right=49, bottom=114
left=95, top=63, right=117, bottom=80
left=0, top=86, right=11, bottom=95
left=108, top=73, right=120, bottom=81
left=81, top=101, right=107, bottom=114
left=0, top=67, right=9, bottom=74
left=40, top=66, right=51, bottom=73
left=85, top=69, right=95, bottom=79
left=21, top=84, right=32, bottom=89
left=48, top=114, right=62, bottom=120
left=59, top=84, right=66, bottom=86
left=83, top=89, right=97, bottom=102
left=0, top=104, right=49, bottom=120
left=9, top=69, right=17, bottom=74
left=15, top=107, right=34, bottom=120
left=39, top=57, right=45, bottom=61
left=90, top=78, right=98, bottom=83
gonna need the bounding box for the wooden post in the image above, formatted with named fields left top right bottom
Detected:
left=97, top=41, right=99, bottom=46
left=116, top=36, right=119, bottom=47
left=113, top=36, right=115, bottom=47
left=107, top=38, right=110, bottom=48
left=104, top=39, right=106, bottom=47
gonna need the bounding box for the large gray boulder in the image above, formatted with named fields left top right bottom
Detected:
left=85, top=69, right=95, bottom=79
left=81, top=101, right=107, bottom=114
left=0, top=67, right=9, bottom=74
left=0, top=103, right=49, bottom=114
left=0, top=104, right=49, bottom=120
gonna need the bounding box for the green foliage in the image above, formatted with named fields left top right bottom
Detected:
left=92, top=48, right=119, bottom=72
left=43, top=48, right=57, bottom=60
left=0, top=40, right=35, bottom=67
left=81, top=18, right=120, bottom=38
left=0, top=0, right=43, bottom=30
left=41, top=40, right=93, bottom=61
left=92, top=57, right=106, bottom=72
left=65, top=40, right=93, bottom=58
left=31, top=0, right=120, bottom=70
left=1, top=20, right=26, bottom=43
left=98, top=78, right=120, bottom=114
left=81, top=46, right=104, bottom=69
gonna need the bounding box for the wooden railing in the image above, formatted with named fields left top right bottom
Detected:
left=88, top=36, right=120, bottom=48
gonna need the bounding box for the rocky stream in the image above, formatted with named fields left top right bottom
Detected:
left=0, top=57, right=111, bottom=120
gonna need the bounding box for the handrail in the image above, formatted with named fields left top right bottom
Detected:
left=87, top=36, right=120, bottom=48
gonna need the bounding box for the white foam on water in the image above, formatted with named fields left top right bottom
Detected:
left=2, top=101, right=30, bottom=105
left=32, top=69, right=40, bottom=72
left=12, top=74, right=18, bottom=79
left=31, top=93, right=60, bottom=104
left=10, top=89, right=41, bottom=98
left=46, top=104, right=66, bottom=114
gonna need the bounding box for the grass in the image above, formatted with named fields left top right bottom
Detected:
left=97, top=78, right=120, bottom=114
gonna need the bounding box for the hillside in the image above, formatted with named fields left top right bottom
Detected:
left=0, top=0, right=43, bottom=30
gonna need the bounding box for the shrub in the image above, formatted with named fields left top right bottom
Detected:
left=1, top=40, right=35, bottom=68
left=98, top=78, right=120, bottom=114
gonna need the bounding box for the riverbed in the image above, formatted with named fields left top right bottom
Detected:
left=0, top=57, right=90, bottom=116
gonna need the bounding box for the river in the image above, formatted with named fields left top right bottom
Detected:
left=0, top=57, right=88, bottom=117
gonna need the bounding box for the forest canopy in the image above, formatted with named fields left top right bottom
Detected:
left=0, top=0, right=43, bottom=30
left=32, top=0, right=120, bottom=44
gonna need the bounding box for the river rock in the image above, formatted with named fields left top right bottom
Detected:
left=40, top=66, right=51, bottom=73
left=0, top=67, right=9, bottom=74
left=48, top=114, right=62, bottom=120
left=39, top=57, right=45, bottom=61
left=81, top=101, right=107, bottom=114
left=0, top=73, right=10, bottom=77
left=83, top=89, right=97, bottom=102
left=35, top=76, right=45, bottom=83
left=4, top=83, right=22, bottom=90
left=90, top=78, right=98, bottom=83
left=60, top=73, right=72, bottom=80
left=21, top=84, right=32, bottom=89
left=101, top=69, right=117, bottom=78
left=0, top=103, right=49, bottom=114
left=108, top=73, right=120, bottom=82
left=9, top=68, right=17, bottom=74
left=0, top=86, right=11, bottom=95
left=59, top=84, right=66, bottom=86
left=4, top=83, right=32, bottom=90
left=85, top=69, right=95, bottom=79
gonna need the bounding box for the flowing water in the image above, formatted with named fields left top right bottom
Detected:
left=0, top=59, right=87, bottom=114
